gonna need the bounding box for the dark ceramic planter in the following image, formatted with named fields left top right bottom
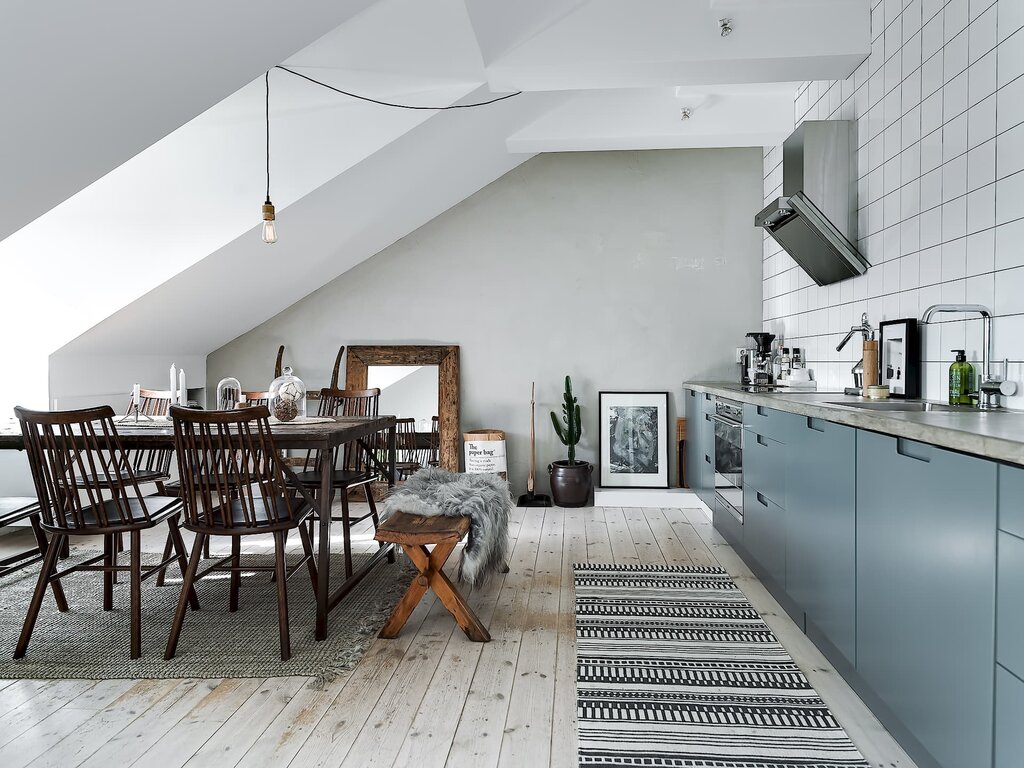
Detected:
left=548, top=460, right=593, bottom=507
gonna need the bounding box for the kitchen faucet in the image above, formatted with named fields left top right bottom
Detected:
left=920, top=304, right=1017, bottom=409
left=836, top=312, right=873, bottom=395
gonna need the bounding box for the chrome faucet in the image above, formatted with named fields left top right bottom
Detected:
left=920, top=304, right=1018, bottom=409
left=836, top=312, right=873, bottom=395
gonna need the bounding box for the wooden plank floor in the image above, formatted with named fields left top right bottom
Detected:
left=0, top=505, right=917, bottom=768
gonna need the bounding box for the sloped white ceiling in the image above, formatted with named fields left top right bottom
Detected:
left=0, top=0, right=872, bottom=414
left=0, top=0, right=378, bottom=242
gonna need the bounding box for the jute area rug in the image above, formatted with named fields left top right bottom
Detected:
left=575, top=563, right=869, bottom=768
left=0, top=548, right=413, bottom=684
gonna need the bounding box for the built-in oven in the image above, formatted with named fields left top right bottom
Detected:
left=711, top=397, right=744, bottom=522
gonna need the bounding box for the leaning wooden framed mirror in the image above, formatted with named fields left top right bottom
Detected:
left=346, top=345, right=460, bottom=472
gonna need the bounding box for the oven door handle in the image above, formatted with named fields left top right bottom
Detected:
left=711, top=414, right=743, bottom=429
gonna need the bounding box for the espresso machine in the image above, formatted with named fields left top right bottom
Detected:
left=746, top=332, right=776, bottom=389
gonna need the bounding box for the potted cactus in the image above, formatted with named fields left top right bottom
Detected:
left=548, top=375, right=593, bottom=507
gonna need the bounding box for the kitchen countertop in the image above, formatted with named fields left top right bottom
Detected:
left=684, top=381, right=1024, bottom=467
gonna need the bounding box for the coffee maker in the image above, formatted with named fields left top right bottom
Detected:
left=746, top=332, right=776, bottom=389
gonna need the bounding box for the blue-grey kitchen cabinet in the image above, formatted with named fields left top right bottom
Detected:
left=684, top=389, right=715, bottom=508
left=785, top=416, right=857, bottom=667
left=857, top=431, right=997, bottom=768
left=995, top=665, right=1024, bottom=768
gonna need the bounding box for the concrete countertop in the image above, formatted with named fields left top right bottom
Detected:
left=684, top=381, right=1024, bottom=467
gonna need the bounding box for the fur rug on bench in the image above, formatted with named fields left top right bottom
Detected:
left=380, top=467, right=512, bottom=586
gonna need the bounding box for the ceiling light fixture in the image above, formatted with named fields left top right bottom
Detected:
left=719, top=18, right=733, bottom=36
left=261, top=71, right=277, bottom=245
left=680, top=107, right=693, bottom=120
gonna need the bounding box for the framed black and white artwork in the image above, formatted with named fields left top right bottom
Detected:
left=598, top=391, right=670, bottom=488
left=878, top=318, right=920, bottom=399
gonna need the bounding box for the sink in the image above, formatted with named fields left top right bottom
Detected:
left=824, top=400, right=962, bottom=412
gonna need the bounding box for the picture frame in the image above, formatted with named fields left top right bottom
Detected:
left=598, top=391, right=670, bottom=488
left=878, top=318, right=920, bottom=399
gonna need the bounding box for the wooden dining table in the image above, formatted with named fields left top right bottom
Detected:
left=0, top=414, right=398, bottom=641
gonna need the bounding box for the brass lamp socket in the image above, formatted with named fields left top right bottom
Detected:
left=262, top=202, right=276, bottom=221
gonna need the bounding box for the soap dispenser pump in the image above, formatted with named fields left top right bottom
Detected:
left=949, top=349, right=974, bottom=406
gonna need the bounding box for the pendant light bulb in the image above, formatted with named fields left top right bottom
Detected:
left=261, top=198, right=277, bottom=244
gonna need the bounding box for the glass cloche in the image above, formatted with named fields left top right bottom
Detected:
left=268, top=366, right=306, bottom=422
left=216, top=377, right=242, bottom=410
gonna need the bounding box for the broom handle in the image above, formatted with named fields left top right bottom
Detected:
left=528, top=381, right=536, bottom=494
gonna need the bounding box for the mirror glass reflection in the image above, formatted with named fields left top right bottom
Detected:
left=367, top=365, right=439, bottom=430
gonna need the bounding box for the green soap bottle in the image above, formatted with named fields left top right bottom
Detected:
left=949, top=349, right=974, bottom=406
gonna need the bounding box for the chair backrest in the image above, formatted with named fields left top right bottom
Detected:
left=304, top=388, right=381, bottom=474
left=242, top=391, right=271, bottom=408
left=129, top=388, right=173, bottom=417
left=395, top=418, right=417, bottom=458
left=15, top=405, right=155, bottom=531
left=170, top=405, right=298, bottom=530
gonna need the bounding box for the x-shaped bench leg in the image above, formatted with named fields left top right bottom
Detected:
left=379, top=540, right=490, bottom=642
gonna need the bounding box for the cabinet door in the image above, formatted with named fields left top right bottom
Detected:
left=785, top=416, right=857, bottom=666
left=698, top=410, right=715, bottom=508
left=996, top=665, right=1024, bottom=768
left=743, top=486, right=785, bottom=587
left=857, top=431, right=997, bottom=768
left=684, top=390, right=702, bottom=490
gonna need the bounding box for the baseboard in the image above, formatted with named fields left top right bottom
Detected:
left=594, top=487, right=706, bottom=508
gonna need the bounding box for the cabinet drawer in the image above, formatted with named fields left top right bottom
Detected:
left=685, top=388, right=700, bottom=418
left=701, top=391, right=716, bottom=415
left=713, top=494, right=743, bottom=548
left=744, top=487, right=786, bottom=587
left=998, top=531, right=1024, bottom=679
left=999, top=464, right=1024, bottom=539
left=743, top=403, right=793, bottom=443
left=745, top=430, right=786, bottom=506
left=996, top=665, right=1024, bottom=768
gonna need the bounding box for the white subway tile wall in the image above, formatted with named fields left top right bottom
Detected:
left=762, top=0, right=1024, bottom=406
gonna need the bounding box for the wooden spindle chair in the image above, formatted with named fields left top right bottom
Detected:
left=165, top=405, right=319, bottom=661
left=428, top=415, right=440, bottom=467
left=288, top=388, right=390, bottom=579
left=13, top=405, right=197, bottom=660
left=394, top=418, right=424, bottom=480
left=241, top=391, right=272, bottom=408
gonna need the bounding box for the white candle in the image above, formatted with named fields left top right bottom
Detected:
left=179, top=369, right=187, bottom=407
left=170, top=364, right=177, bottom=405
left=132, top=383, right=140, bottom=409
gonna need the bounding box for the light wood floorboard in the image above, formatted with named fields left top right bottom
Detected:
left=0, top=503, right=916, bottom=768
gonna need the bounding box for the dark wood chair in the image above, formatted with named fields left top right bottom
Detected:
left=0, top=497, right=49, bottom=579
left=289, top=388, right=388, bottom=578
left=165, top=405, right=319, bottom=662
left=242, top=391, right=271, bottom=408
left=428, top=415, right=440, bottom=467
left=13, top=405, right=197, bottom=660
left=394, top=418, right=424, bottom=480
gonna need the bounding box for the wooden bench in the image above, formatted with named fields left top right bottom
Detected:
left=374, top=511, right=490, bottom=642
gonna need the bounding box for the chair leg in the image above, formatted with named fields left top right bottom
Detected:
left=59, top=536, right=70, bottom=559
left=340, top=491, right=354, bottom=579
left=14, top=533, right=64, bottom=659
left=167, top=517, right=199, bottom=611
left=297, top=519, right=319, bottom=599
left=111, top=532, right=120, bottom=584
left=165, top=533, right=206, bottom=661
left=203, top=538, right=211, bottom=560
left=229, top=536, right=241, bottom=612
left=29, top=517, right=68, bottom=612
left=365, top=484, right=395, bottom=564
left=155, top=533, right=174, bottom=588
left=130, top=530, right=142, bottom=659
left=273, top=531, right=291, bottom=662
left=103, top=534, right=115, bottom=611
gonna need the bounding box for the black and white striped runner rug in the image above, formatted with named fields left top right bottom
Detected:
left=575, top=563, right=869, bottom=768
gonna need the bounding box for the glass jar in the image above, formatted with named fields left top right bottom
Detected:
left=216, top=377, right=242, bottom=410
left=268, top=366, right=306, bottom=422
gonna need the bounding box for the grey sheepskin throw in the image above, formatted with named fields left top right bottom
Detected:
left=380, top=467, right=512, bottom=587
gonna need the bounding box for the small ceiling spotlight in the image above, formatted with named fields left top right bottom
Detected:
left=719, top=18, right=733, bottom=37
left=680, top=107, right=693, bottom=120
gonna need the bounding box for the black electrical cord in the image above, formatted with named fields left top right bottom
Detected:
left=274, top=65, right=522, bottom=110
left=265, top=71, right=271, bottom=204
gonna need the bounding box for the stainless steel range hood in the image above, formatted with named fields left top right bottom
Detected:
left=755, top=120, right=869, bottom=286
